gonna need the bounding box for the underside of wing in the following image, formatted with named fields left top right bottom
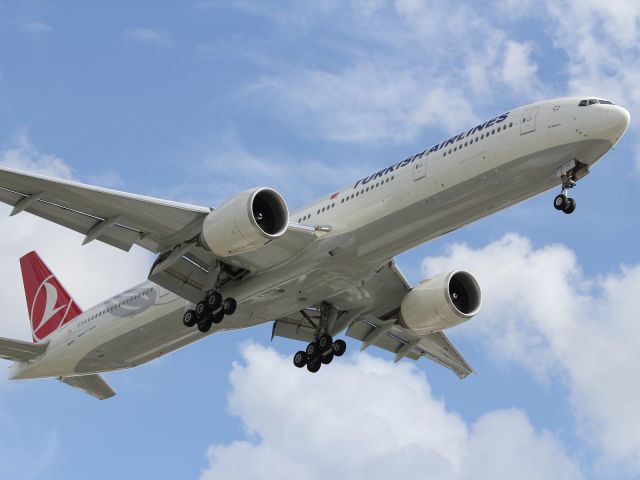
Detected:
left=60, top=374, right=116, bottom=400
left=271, top=261, right=474, bottom=378
left=0, top=337, right=47, bottom=362
left=0, top=165, right=210, bottom=253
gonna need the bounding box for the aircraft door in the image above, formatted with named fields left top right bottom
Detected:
left=412, top=154, right=427, bottom=181
left=66, top=325, right=75, bottom=346
left=520, top=106, right=538, bottom=135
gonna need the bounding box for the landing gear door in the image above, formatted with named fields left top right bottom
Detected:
left=412, top=154, right=427, bottom=181
left=520, top=106, right=538, bottom=135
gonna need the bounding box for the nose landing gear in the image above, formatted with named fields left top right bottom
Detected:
left=554, top=173, right=577, bottom=214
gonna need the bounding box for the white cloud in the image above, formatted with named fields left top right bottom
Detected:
left=125, top=27, right=174, bottom=48
left=0, top=133, right=151, bottom=343
left=245, top=1, right=547, bottom=143
left=200, top=344, right=583, bottom=480
left=21, top=21, right=52, bottom=34
left=422, top=234, right=640, bottom=473
left=544, top=1, right=640, bottom=107
left=538, top=1, right=640, bottom=175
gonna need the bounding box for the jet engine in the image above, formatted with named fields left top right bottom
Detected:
left=201, top=187, right=289, bottom=257
left=399, top=270, right=481, bottom=336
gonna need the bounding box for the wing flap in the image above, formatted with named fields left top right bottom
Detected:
left=60, top=374, right=116, bottom=400
left=19, top=197, right=142, bottom=251
left=0, top=166, right=210, bottom=253
left=346, top=317, right=473, bottom=378
left=0, top=337, right=47, bottom=362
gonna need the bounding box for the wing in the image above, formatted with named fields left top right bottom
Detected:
left=60, top=374, right=116, bottom=400
left=272, top=261, right=474, bottom=379
left=0, top=166, right=320, bottom=301
left=0, top=165, right=211, bottom=253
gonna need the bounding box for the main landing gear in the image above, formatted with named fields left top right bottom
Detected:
left=553, top=172, right=577, bottom=214
left=292, top=302, right=348, bottom=373
left=293, top=336, right=347, bottom=373
left=182, top=291, right=237, bottom=333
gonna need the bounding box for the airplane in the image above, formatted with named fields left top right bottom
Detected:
left=0, top=96, right=630, bottom=399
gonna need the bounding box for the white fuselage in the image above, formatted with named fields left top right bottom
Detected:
left=10, top=96, right=630, bottom=380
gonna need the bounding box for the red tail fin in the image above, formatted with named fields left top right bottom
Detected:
left=20, top=251, right=82, bottom=343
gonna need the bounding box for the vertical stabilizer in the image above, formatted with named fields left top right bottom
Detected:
left=19, top=251, right=82, bottom=343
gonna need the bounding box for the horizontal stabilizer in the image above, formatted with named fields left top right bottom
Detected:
left=60, top=374, right=116, bottom=400
left=0, top=336, right=47, bottom=362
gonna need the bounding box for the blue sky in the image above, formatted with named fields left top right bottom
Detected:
left=1, top=1, right=639, bottom=479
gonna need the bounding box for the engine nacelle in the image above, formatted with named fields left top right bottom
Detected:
left=201, top=187, right=289, bottom=257
left=400, top=271, right=481, bottom=336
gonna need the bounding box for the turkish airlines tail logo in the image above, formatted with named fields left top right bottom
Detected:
left=20, top=252, right=82, bottom=343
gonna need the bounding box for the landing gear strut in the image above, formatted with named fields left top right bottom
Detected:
left=291, top=302, right=348, bottom=373
left=553, top=172, right=577, bottom=214
left=183, top=290, right=238, bottom=333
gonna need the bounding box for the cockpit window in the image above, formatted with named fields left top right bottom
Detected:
left=578, top=98, right=614, bottom=106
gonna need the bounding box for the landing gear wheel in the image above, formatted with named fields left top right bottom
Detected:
left=195, top=301, right=208, bottom=318
left=321, top=352, right=334, bottom=365
left=211, top=310, right=224, bottom=324
left=563, top=197, right=576, bottom=214
left=222, top=298, right=237, bottom=316
left=332, top=339, right=347, bottom=357
left=306, top=342, right=319, bottom=360
left=307, top=360, right=321, bottom=373
left=206, top=291, right=222, bottom=310
left=554, top=194, right=568, bottom=211
left=318, top=334, right=333, bottom=354
left=293, top=351, right=308, bottom=368
left=183, top=309, right=197, bottom=327
left=197, top=316, right=213, bottom=333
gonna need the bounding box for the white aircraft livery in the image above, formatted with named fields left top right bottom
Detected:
left=0, top=96, right=630, bottom=399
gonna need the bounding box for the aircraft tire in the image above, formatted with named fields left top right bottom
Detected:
left=222, top=298, right=237, bottom=315
left=332, top=339, right=347, bottom=357
left=293, top=351, right=307, bottom=368
left=183, top=309, right=197, bottom=327
left=211, top=310, right=224, bottom=324
left=563, top=197, right=576, bottom=214
left=306, top=342, right=319, bottom=360
left=318, top=334, right=333, bottom=354
left=321, top=352, right=334, bottom=365
left=307, top=360, right=321, bottom=373
left=206, top=291, right=222, bottom=310
left=554, top=194, right=568, bottom=210
left=195, top=301, right=208, bottom=318
left=197, top=317, right=213, bottom=333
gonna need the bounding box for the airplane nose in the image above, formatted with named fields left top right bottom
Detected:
left=608, top=105, right=630, bottom=141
